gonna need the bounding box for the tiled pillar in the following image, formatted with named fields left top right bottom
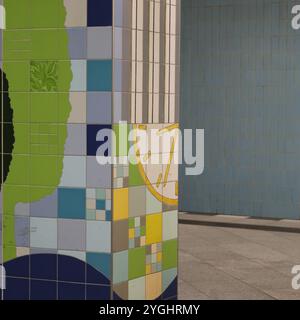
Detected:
left=1, top=0, right=180, bottom=300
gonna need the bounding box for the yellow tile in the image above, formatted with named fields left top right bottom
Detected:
left=129, top=228, right=135, bottom=239
left=157, top=252, right=162, bottom=262
left=113, top=188, right=128, bottom=220
left=146, top=213, right=162, bottom=245
left=146, top=264, right=151, bottom=275
left=146, top=272, right=162, bottom=300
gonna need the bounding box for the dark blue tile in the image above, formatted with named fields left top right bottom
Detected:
left=30, top=254, right=57, bottom=281
left=113, top=292, right=122, bottom=300
left=162, top=277, right=178, bottom=300
left=30, top=280, right=57, bottom=300
left=86, top=285, right=111, bottom=300
left=88, top=0, right=112, bottom=26
left=58, top=255, right=85, bottom=283
left=5, top=255, right=29, bottom=278
left=58, top=282, right=85, bottom=300
left=86, top=260, right=110, bottom=286
left=4, top=277, right=29, bottom=300
left=87, top=124, right=112, bottom=156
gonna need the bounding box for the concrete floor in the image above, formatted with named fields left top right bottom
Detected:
left=178, top=215, right=300, bottom=300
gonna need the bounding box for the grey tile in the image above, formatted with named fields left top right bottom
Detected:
left=30, top=190, right=58, bottom=218
left=113, top=60, right=131, bottom=92
left=87, top=92, right=112, bottom=124
left=114, top=27, right=131, bottom=60
left=15, top=203, right=30, bottom=216
left=87, top=27, right=112, bottom=59
left=65, top=124, right=87, bottom=155
left=129, top=186, right=146, bottom=217
left=15, top=216, right=30, bottom=247
left=67, top=27, right=87, bottom=59
left=86, top=156, right=111, bottom=188
left=86, top=221, right=111, bottom=253
left=58, top=219, right=86, bottom=251
left=30, top=217, right=57, bottom=250
left=113, top=92, right=131, bottom=123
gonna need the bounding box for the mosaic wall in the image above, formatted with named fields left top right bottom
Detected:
left=0, top=0, right=180, bottom=300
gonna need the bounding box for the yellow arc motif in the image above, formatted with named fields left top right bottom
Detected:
left=133, top=124, right=179, bottom=206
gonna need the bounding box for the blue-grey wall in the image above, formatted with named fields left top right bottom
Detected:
left=180, top=0, right=300, bottom=219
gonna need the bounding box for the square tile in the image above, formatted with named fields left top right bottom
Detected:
left=128, top=277, right=145, bottom=300
left=86, top=285, right=111, bottom=300
left=113, top=59, right=131, bottom=92
left=87, top=60, right=112, bottom=91
left=113, top=27, right=131, bottom=60
left=113, top=123, right=129, bottom=157
left=87, top=252, right=111, bottom=282
left=128, top=216, right=146, bottom=249
left=87, top=124, right=112, bottom=156
left=146, top=213, right=162, bottom=245
left=86, top=221, right=111, bottom=253
left=146, top=272, right=162, bottom=300
left=128, top=247, right=146, bottom=280
left=4, top=278, right=30, bottom=300
left=67, top=27, right=87, bottom=59
left=30, top=280, right=57, bottom=300
left=87, top=92, right=112, bottom=124
left=86, top=188, right=111, bottom=221
left=29, top=255, right=53, bottom=286
left=163, top=211, right=178, bottom=241
left=87, top=27, right=112, bottom=59
left=30, top=190, right=58, bottom=218
left=58, top=282, right=85, bottom=300
left=58, top=188, right=86, bottom=219
left=113, top=282, right=128, bottom=300
left=71, top=60, right=86, bottom=91
left=68, top=92, right=86, bottom=123
left=113, top=188, right=128, bottom=221
left=86, top=157, right=111, bottom=188
left=129, top=186, right=146, bottom=217
left=113, top=162, right=129, bottom=188
left=113, top=92, right=131, bottom=123
left=58, top=250, right=86, bottom=262
left=15, top=216, right=30, bottom=247
left=30, top=217, right=57, bottom=249
left=30, top=61, right=58, bottom=92
left=87, top=0, right=112, bottom=27
left=112, top=220, right=128, bottom=252
left=64, top=0, right=87, bottom=27
left=113, top=0, right=132, bottom=29
left=146, top=188, right=162, bottom=215
left=65, top=124, right=86, bottom=155
left=60, top=156, right=86, bottom=188
left=58, top=219, right=86, bottom=251
left=16, top=247, right=30, bottom=258
left=146, top=243, right=162, bottom=275
left=162, top=240, right=177, bottom=271
left=162, top=268, right=177, bottom=292
left=113, top=250, right=128, bottom=284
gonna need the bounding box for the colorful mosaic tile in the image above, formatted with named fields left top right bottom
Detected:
left=1, top=0, right=180, bottom=301
left=128, top=217, right=146, bottom=249
left=146, top=243, right=162, bottom=275
left=86, top=188, right=111, bottom=221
